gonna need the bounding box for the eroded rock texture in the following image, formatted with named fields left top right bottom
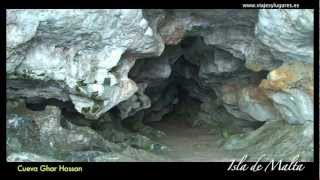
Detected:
left=7, top=9, right=164, bottom=119
left=6, top=9, right=314, bottom=162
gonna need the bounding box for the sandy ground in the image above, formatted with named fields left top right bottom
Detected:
left=148, top=116, right=239, bottom=162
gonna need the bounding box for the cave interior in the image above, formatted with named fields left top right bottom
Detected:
left=23, top=35, right=268, bottom=140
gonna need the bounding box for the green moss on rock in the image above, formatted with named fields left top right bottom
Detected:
left=91, top=104, right=100, bottom=113
left=81, top=107, right=90, bottom=113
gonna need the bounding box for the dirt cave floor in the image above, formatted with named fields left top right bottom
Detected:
left=146, top=114, right=244, bottom=162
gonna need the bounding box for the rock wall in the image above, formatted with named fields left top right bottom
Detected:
left=7, top=9, right=164, bottom=119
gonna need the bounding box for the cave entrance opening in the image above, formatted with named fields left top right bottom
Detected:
left=122, top=36, right=268, bottom=161
left=18, top=35, right=270, bottom=161
left=127, top=36, right=266, bottom=137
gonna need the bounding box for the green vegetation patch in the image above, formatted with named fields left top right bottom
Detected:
left=81, top=107, right=91, bottom=113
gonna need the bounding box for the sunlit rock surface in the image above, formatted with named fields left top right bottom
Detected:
left=7, top=9, right=164, bottom=119
left=259, top=62, right=314, bottom=124
left=256, top=9, right=314, bottom=64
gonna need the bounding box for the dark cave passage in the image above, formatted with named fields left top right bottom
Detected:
left=126, top=36, right=267, bottom=137
left=122, top=36, right=268, bottom=160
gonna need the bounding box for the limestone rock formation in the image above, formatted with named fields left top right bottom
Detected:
left=6, top=9, right=314, bottom=162
left=256, top=9, right=314, bottom=64
left=7, top=9, right=164, bottom=119
left=7, top=152, right=62, bottom=162
left=223, top=120, right=313, bottom=161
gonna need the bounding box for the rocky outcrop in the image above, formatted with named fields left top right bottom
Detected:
left=7, top=9, right=164, bottom=119
left=259, top=62, right=314, bottom=124
left=223, top=120, right=313, bottom=161
left=256, top=9, right=314, bottom=64
left=6, top=99, right=169, bottom=162
left=7, top=152, right=62, bottom=162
